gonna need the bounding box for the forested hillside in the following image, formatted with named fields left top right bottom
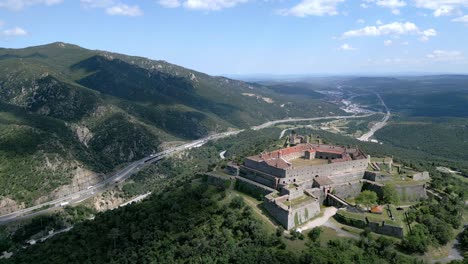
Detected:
left=0, top=42, right=342, bottom=206
left=334, top=76, right=468, bottom=175
left=3, top=184, right=422, bottom=264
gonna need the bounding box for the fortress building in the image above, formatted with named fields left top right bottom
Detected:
left=239, top=143, right=369, bottom=229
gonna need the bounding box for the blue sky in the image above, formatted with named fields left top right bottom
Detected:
left=0, top=0, right=467, bottom=75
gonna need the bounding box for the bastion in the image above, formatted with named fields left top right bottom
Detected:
left=239, top=142, right=369, bottom=229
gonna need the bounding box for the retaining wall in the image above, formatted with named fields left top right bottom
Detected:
left=334, top=211, right=404, bottom=238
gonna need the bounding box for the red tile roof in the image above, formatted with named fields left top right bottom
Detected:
left=246, top=143, right=365, bottom=169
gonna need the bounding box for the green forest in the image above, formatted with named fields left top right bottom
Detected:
left=2, top=184, right=426, bottom=264
left=2, top=125, right=467, bottom=263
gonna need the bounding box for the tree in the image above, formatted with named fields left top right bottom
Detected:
left=108, top=228, right=120, bottom=250
left=420, top=215, right=452, bottom=245
left=308, top=227, right=322, bottom=242
left=229, top=196, right=245, bottom=209
left=356, top=190, right=378, bottom=209
left=402, top=224, right=430, bottom=253
left=459, top=228, right=468, bottom=250
left=276, top=226, right=285, bottom=237
left=382, top=184, right=400, bottom=205
left=290, top=230, right=304, bottom=240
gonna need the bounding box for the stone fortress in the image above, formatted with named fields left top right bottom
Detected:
left=239, top=141, right=368, bottom=229
left=218, top=134, right=430, bottom=230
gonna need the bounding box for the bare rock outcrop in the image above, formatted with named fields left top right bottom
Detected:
left=0, top=197, right=25, bottom=215
left=92, top=190, right=125, bottom=211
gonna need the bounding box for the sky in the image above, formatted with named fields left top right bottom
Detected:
left=0, top=0, right=467, bottom=75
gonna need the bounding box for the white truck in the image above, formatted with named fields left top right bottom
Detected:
left=59, top=202, right=70, bottom=207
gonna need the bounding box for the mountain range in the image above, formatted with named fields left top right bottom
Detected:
left=0, top=42, right=341, bottom=208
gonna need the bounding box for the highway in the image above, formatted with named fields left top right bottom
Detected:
left=0, top=130, right=241, bottom=224
left=357, top=93, right=391, bottom=142
left=0, top=114, right=371, bottom=224
left=277, top=113, right=375, bottom=139
left=252, top=114, right=374, bottom=131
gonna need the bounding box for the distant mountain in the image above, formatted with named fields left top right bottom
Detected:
left=0, top=42, right=341, bottom=207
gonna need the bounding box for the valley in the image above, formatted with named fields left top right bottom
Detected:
left=0, top=111, right=376, bottom=224
left=1, top=1, right=468, bottom=262
left=0, top=42, right=344, bottom=210
left=0, top=44, right=467, bottom=264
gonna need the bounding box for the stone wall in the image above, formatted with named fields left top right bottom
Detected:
left=264, top=195, right=320, bottom=230
left=244, top=159, right=286, bottom=178
left=239, top=166, right=278, bottom=188
left=263, top=198, right=290, bottom=229
left=305, top=188, right=325, bottom=203
left=328, top=169, right=366, bottom=184
left=280, top=186, right=304, bottom=200
left=244, top=152, right=368, bottom=189
left=282, top=152, right=304, bottom=161
left=332, top=181, right=363, bottom=200
left=235, top=178, right=273, bottom=200
left=315, top=151, right=342, bottom=160
left=203, top=173, right=234, bottom=189
left=288, top=199, right=320, bottom=229
left=412, top=171, right=430, bottom=181
left=224, top=164, right=239, bottom=176
left=363, top=181, right=427, bottom=202
left=278, top=158, right=368, bottom=186
left=364, top=171, right=392, bottom=182
left=362, top=181, right=384, bottom=198
left=326, top=195, right=350, bottom=208
left=367, top=222, right=404, bottom=238
left=395, top=184, right=427, bottom=202
left=334, top=211, right=404, bottom=238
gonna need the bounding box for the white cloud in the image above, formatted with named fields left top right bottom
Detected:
left=157, top=0, right=249, bottom=10
left=343, top=22, right=418, bottom=37
left=357, top=18, right=365, bottom=23
left=419, top=28, right=437, bottom=41
left=342, top=21, right=437, bottom=41
left=80, top=0, right=143, bottom=16
left=376, top=19, right=383, bottom=25
left=279, top=0, right=345, bottom=17
left=159, top=0, right=181, bottom=8
left=376, top=0, right=406, bottom=8
left=452, top=14, right=468, bottom=23
left=401, top=41, right=409, bottom=45
left=426, top=50, right=464, bottom=61
left=384, top=39, right=393, bottom=45
left=362, top=0, right=405, bottom=14
left=433, top=5, right=457, bottom=16
left=413, top=0, right=468, bottom=17
left=106, top=4, right=142, bottom=16
left=183, top=0, right=248, bottom=10
left=339, top=43, right=356, bottom=50
left=2, top=26, right=27, bottom=36
left=81, top=0, right=114, bottom=8
left=0, top=0, right=61, bottom=10
left=0, top=20, right=4, bottom=27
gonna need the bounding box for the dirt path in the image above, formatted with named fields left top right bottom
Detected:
left=301, top=207, right=338, bottom=230
left=323, top=219, right=359, bottom=239
left=430, top=239, right=464, bottom=263
left=229, top=191, right=278, bottom=228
